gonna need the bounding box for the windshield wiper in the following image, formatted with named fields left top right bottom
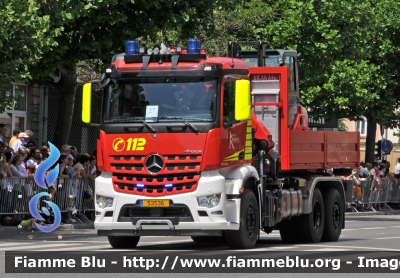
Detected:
left=141, top=120, right=156, bottom=133
left=158, top=116, right=199, bottom=134
left=183, top=119, right=199, bottom=134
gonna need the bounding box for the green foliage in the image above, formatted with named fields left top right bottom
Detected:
left=0, top=0, right=54, bottom=112
left=339, top=119, right=348, bottom=131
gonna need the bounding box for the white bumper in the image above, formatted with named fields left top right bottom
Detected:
left=94, top=171, right=240, bottom=233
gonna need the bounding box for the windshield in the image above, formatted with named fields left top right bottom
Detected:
left=103, top=77, right=218, bottom=123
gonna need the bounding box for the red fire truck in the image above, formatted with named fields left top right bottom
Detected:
left=81, top=40, right=359, bottom=249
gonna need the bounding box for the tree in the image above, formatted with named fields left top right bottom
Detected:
left=201, top=0, right=400, bottom=164
left=0, top=1, right=54, bottom=112
left=28, top=0, right=235, bottom=148
left=294, top=0, right=400, bottom=163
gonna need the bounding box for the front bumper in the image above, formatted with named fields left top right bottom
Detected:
left=94, top=171, right=240, bottom=235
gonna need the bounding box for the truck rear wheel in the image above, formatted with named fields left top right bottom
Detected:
left=322, top=188, right=342, bottom=241
left=225, top=190, right=259, bottom=249
left=108, top=236, right=140, bottom=249
left=279, top=218, right=299, bottom=243
left=297, top=188, right=324, bottom=243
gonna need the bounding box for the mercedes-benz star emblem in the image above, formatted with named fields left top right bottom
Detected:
left=145, top=154, right=164, bottom=174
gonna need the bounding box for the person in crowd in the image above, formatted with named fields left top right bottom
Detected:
left=88, top=155, right=98, bottom=180
left=8, top=128, right=21, bottom=147
left=10, top=154, right=28, bottom=218
left=17, top=147, right=32, bottom=177
left=58, top=154, right=69, bottom=179
left=362, top=163, right=372, bottom=178
left=10, top=154, right=28, bottom=178
left=26, top=148, right=41, bottom=174
left=22, top=130, right=33, bottom=147
left=74, top=154, right=90, bottom=179
left=0, top=146, right=12, bottom=179
left=64, top=155, right=78, bottom=223
left=40, top=144, right=49, bottom=161
left=61, top=144, right=71, bottom=156
left=0, top=141, right=6, bottom=179
left=12, top=132, right=29, bottom=153
left=1, top=214, right=38, bottom=232
left=0, top=124, right=8, bottom=147
left=27, top=141, right=36, bottom=150
left=395, top=158, right=400, bottom=179
left=372, top=163, right=386, bottom=211
left=369, top=162, right=379, bottom=181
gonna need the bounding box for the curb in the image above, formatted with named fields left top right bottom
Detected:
left=346, top=210, right=400, bottom=217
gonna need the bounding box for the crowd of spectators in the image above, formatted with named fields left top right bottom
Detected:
left=0, top=125, right=99, bottom=229
left=337, top=160, right=396, bottom=211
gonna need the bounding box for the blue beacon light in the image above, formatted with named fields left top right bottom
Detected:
left=187, top=39, right=201, bottom=54
left=125, top=40, right=140, bottom=55
left=165, top=184, right=173, bottom=188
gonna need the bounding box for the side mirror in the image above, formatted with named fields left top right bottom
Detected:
left=234, top=80, right=251, bottom=121
left=82, top=83, right=92, bottom=124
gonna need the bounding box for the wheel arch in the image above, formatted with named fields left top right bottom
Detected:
left=305, top=177, right=346, bottom=229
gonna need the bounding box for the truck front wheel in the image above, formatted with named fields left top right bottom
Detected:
left=322, top=188, right=342, bottom=241
left=297, top=188, right=324, bottom=243
left=108, top=236, right=140, bottom=249
left=225, top=190, right=259, bottom=249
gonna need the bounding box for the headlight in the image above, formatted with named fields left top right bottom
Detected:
left=96, top=195, right=114, bottom=209
left=197, top=194, right=221, bottom=208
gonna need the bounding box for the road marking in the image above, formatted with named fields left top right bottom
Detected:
left=47, top=244, right=111, bottom=252
left=90, top=249, right=196, bottom=252
left=138, top=239, right=193, bottom=245
left=271, top=246, right=298, bottom=250
left=374, top=237, right=400, bottom=240
left=303, top=248, right=353, bottom=251
left=341, top=229, right=357, bottom=231
left=297, top=244, right=400, bottom=252
left=360, top=227, right=386, bottom=230
left=0, top=242, right=37, bottom=247
left=0, top=243, right=85, bottom=252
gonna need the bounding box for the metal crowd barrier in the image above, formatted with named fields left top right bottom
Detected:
left=0, top=177, right=95, bottom=218
left=350, top=178, right=396, bottom=212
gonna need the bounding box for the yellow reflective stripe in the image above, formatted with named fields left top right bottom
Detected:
left=245, top=154, right=252, bottom=160
left=245, top=140, right=252, bottom=147
left=247, top=120, right=252, bottom=126
left=245, top=147, right=252, bottom=153
left=246, top=127, right=252, bottom=133
left=246, top=134, right=252, bottom=140
left=224, top=158, right=239, bottom=161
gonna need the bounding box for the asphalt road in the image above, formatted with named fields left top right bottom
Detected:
left=1, top=214, right=400, bottom=277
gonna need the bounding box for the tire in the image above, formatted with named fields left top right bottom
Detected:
left=278, top=218, right=299, bottom=244
left=322, top=188, right=342, bottom=241
left=225, top=190, right=259, bottom=249
left=108, top=236, right=140, bottom=249
left=297, top=188, right=324, bottom=243
left=191, top=235, right=226, bottom=244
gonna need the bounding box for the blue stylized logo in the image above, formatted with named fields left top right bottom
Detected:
left=29, top=142, right=61, bottom=232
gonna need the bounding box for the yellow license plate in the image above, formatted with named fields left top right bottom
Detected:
left=140, top=200, right=170, bottom=207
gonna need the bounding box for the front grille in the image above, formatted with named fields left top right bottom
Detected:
left=111, top=154, right=202, bottom=196
left=118, top=203, right=194, bottom=223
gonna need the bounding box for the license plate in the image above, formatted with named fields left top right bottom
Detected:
left=140, top=200, right=170, bottom=207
